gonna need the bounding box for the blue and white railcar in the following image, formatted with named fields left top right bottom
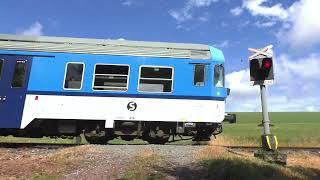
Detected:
left=0, top=34, right=228, bottom=144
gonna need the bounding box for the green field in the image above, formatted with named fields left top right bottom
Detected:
left=0, top=112, right=319, bottom=147
left=221, top=112, right=320, bottom=147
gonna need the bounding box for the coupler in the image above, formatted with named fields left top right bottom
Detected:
left=254, top=134, right=287, bottom=165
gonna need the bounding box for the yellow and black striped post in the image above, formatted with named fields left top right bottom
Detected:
left=261, top=134, right=278, bottom=151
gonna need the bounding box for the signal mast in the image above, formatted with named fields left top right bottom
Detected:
left=248, top=45, right=287, bottom=164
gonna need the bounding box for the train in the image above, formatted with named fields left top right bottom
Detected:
left=0, top=34, right=233, bottom=144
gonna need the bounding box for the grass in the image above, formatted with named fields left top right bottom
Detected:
left=29, top=145, right=100, bottom=179
left=200, top=155, right=320, bottom=180
left=0, top=145, right=97, bottom=179
left=194, top=146, right=320, bottom=180
left=218, top=112, right=320, bottom=147
left=123, top=146, right=320, bottom=179
left=0, top=135, right=76, bottom=144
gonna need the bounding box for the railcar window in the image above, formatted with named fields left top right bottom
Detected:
left=138, top=66, right=173, bottom=93
left=0, top=60, right=3, bottom=80
left=63, top=63, right=84, bottom=90
left=214, top=64, right=224, bottom=87
left=11, top=60, right=27, bottom=88
left=93, top=64, right=129, bottom=91
left=193, top=64, right=205, bottom=86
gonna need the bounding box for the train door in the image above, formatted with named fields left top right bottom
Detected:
left=0, top=55, right=32, bottom=128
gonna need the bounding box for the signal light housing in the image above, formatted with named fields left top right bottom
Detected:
left=250, top=57, right=274, bottom=85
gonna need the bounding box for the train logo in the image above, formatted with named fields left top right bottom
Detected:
left=127, top=102, right=137, bottom=111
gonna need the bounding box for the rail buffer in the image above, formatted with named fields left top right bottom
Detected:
left=248, top=45, right=287, bottom=165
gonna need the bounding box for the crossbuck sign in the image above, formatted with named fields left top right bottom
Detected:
left=248, top=45, right=274, bottom=86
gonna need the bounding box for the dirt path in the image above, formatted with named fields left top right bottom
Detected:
left=0, top=145, right=319, bottom=179
left=63, top=145, right=205, bottom=180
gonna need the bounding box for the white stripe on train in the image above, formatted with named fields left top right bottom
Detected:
left=21, top=94, right=225, bottom=129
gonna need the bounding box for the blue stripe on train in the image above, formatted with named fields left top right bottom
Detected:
left=0, top=49, right=228, bottom=99
left=27, top=91, right=226, bottom=101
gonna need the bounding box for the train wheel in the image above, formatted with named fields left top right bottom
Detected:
left=143, top=124, right=170, bottom=144
left=84, top=129, right=112, bottom=144
left=84, top=135, right=110, bottom=144
left=121, top=135, right=136, bottom=141
left=75, top=135, right=82, bottom=144
left=193, top=132, right=212, bottom=141
left=147, top=137, right=169, bottom=144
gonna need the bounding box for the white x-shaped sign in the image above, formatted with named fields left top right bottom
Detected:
left=248, top=45, right=273, bottom=59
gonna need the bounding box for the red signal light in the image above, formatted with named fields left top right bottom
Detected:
left=264, top=61, right=271, bottom=69
left=263, top=58, right=272, bottom=69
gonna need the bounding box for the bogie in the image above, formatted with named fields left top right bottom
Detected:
left=0, top=120, right=222, bottom=144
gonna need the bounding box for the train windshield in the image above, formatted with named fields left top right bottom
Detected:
left=214, top=64, right=224, bottom=87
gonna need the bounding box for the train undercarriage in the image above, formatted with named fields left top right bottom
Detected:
left=0, top=119, right=223, bottom=144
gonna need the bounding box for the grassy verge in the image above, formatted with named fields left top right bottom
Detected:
left=0, top=135, right=76, bottom=144
left=218, top=112, right=320, bottom=147
left=195, top=146, right=320, bottom=180
left=0, top=145, right=98, bottom=179
left=30, top=145, right=100, bottom=179
left=124, top=146, right=320, bottom=179
left=31, top=145, right=100, bottom=178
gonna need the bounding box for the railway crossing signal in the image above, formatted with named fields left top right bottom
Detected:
left=249, top=45, right=274, bottom=86
left=248, top=45, right=287, bottom=165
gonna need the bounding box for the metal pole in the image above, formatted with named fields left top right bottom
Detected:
left=260, top=85, right=270, bottom=135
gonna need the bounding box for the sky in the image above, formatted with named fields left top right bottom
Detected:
left=0, top=0, right=319, bottom=112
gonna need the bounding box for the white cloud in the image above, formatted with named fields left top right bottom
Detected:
left=221, top=21, right=228, bottom=27
left=268, top=97, right=320, bottom=112
left=254, top=21, right=276, bottom=28
left=230, top=6, right=243, bottom=16
left=198, top=16, right=209, bottom=22
left=238, top=20, right=250, bottom=29
left=225, top=68, right=260, bottom=112
left=226, top=69, right=260, bottom=97
left=19, top=21, right=43, bottom=36
left=176, top=24, right=191, bottom=31
left=212, top=40, right=230, bottom=48
left=306, top=106, right=318, bottom=112
left=236, top=0, right=320, bottom=48
left=284, top=0, right=320, bottom=48
left=275, top=54, right=320, bottom=80
left=169, top=9, right=192, bottom=23
left=121, top=0, right=133, bottom=6
left=243, top=0, right=288, bottom=19
left=189, top=0, right=219, bottom=7
left=226, top=53, right=320, bottom=112
left=169, top=0, right=218, bottom=23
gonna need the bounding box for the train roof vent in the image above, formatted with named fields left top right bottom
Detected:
left=0, top=34, right=212, bottom=60
left=190, top=50, right=211, bottom=59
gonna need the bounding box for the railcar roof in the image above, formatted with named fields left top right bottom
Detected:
left=0, top=34, right=212, bottom=59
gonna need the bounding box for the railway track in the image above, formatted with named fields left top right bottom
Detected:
left=0, top=142, right=78, bottom=149
left=0, top=142, right=209, bottom=148
left=0, top=141, right=319, bottom=153
left=223, top=145, right=320, bottom=153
